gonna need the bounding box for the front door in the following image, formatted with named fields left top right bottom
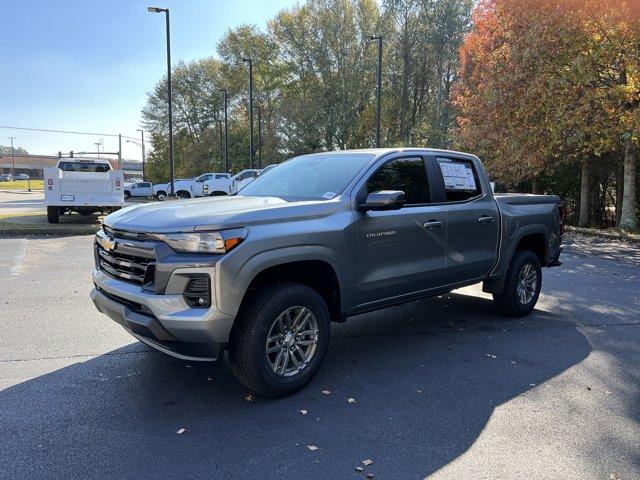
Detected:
left=355, top=157, right=447, bottom=306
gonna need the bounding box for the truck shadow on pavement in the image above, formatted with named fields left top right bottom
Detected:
left=0, top=291, right=601, bottom=480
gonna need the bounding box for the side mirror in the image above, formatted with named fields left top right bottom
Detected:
left=358, top=190, right=405, bottom=212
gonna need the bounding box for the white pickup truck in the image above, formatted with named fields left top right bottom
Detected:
left=229, top=169, right=261, bottom=194
left=153, top=173, right=232, bottom=200
left=44, top=158, right=124, bottom=223
left=123, top=181, right=153, bottom=199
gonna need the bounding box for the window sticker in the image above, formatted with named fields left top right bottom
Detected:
left=439, top=161, right=477, bottom=191
left=322, top=191, right=337, bottom=199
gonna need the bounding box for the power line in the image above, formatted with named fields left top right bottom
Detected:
left=0, top=125, right=138, bottom=140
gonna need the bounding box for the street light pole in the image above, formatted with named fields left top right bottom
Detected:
left=242, top=57, right=254, bottom=169
left=368, top=35, right=383, bottom=148
left=216, top=120, right=224, bottom=172
left=148, top=6, right=175, bottom=196
left=137, top=129, right=146, bottom=181
left=219, top=88, right=229, bottom=173
left=8, top=136, right=15, bottom=176
left=253, top=106, right=262, bottom=169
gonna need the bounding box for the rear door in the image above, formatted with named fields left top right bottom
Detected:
left=355, top=156, right=447, bottom=306
left=433, top=156, right=499, bottom=282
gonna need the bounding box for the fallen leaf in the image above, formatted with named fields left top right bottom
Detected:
left=610, top=472, right=621, bottom=480
left=366, top=474, right=375, bottom=479
left=586, top=386, right=592, bottom=391
left=307, top=445, right=318, bottom=451
left=529, top=383, right=536, bottom=387
left=300, top=410, right=308, bottom=415
left=176, top=428, right=186, bottom=435
left=245, top=395, right=254, bottom=402
left=605, top=390, right=613, bottom=395
left=322, top=390, right=331, bottom=395
left=207, top=377, right=214, bottom=381
left=363, top=459, right=373, bottom=466
left=355, top=466, right=364, bottom=472
left=347, top=398, right=356, bottom=403
left=417, top=389, right=423, bottom=394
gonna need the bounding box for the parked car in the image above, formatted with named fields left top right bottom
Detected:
left=91, top=148, right=563, bottom=397
left=152, top=179, right=189, bottom=201
left=0, top=173, right=14, bottom=182
left=44, top=158, right=123, bottom=223
left=15, top=173, right=30, bottom=180
left=124, top=181, right=153, bottom=199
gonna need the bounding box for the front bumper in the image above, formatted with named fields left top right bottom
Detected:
left=91, top=268, right=235, bottom=362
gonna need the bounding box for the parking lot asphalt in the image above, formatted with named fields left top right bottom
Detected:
left=0, top=233, right=639, bottom=479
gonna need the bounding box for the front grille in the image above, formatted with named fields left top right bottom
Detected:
left=97, top=245, right=151, bottom=285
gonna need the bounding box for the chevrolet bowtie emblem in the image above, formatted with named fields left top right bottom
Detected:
left=99, top=235, right=117, bottom=251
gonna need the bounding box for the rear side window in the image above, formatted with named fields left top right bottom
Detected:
left=366, top=157, right=429, bottom=205
left=437, top=158, right=481, bottom=202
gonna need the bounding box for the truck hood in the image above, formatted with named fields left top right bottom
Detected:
left=104, top=195, right=341, bottom=233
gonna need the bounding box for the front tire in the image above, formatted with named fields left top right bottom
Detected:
left=229, top=282, right=331, bottom=398
left=47, top=206, right=59, bottom=223
left=493, top=250, right=542, bottom=317
left=156, top=191, right=167, bottom=201
left=124, top=191, right=131, bottom=200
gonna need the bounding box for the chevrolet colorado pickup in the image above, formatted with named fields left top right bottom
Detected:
left=90, top=148, right=563, bottom=397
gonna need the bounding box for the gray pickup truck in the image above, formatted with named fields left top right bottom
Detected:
left=90, top=148, right=563, bottom=397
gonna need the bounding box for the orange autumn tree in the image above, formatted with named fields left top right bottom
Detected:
left=454, top=0, right=640, bottom=228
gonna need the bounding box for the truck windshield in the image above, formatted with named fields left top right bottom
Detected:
left=58, top=162, right=111, bottom=172
left=239, top=153, right=374, bottom=200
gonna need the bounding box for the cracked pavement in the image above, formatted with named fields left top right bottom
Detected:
left=1, top=233, right=639, bottom=479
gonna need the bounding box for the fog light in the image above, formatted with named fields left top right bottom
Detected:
left=183, top=275, right=210, bottom=308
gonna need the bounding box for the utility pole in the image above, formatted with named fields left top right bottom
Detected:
left=242, top=57, right=254, bottom=169
left=368, top=35, right=383, bottom=148
left=148, top=6, right=175, bottom=196
left=8, top=136, right=15, bottom=176
left=253, top=106, right=262, bottom=168
left=137, top=129, right=146, bottom=180
left=219, top=88, right=229, bottom=173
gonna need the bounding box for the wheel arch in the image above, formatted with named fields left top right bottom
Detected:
left=221, top=247, right=345, bottom=323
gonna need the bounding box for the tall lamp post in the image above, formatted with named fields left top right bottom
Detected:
left=219, top=88, right=229, bottom=173
left=216, top=120, right=224, bottom=172
left=137, top=129, right=146, bottom=181
left=368, top=35, right=383, bottom=148
left=242, top=57, right=254, bottom=169
left=253, top=106, right=262, bottom=169
left=148, top=6, right=175, bottom=196
left=8, top=136, right=15, bottom=177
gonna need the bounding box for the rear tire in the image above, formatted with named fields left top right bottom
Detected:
left=124, top=191, right=131, bottom=200
left=156, top=191, right=167, bottom=201
left=47, top=206, right=59, bottom=224
left=177, top=191, right=191, bottom=199
left=493, top=250, right=542, bottom=317
left=229, top=282, right=331, bottom=398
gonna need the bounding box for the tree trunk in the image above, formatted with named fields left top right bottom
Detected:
left=531, top=178, right=539, bottom=194
left=619, top=137, right=638, bottom=230
left=579, top=161, right=590, bottom=227
left=616, top=158, right=624, bottom=225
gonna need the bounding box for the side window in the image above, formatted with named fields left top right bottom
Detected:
left=141, top=182, right=151, bottom=188
left=366, top=157, right=429, bottom=205
left=437, top=158, right=482, bottom=202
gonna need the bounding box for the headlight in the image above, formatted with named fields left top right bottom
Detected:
left=152, top=228, right=247, bottom=254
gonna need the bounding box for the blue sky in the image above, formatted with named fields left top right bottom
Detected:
left=0, top=0, right=296, bottom=160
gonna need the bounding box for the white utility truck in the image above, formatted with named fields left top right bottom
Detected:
left=44, top=158, right=124, bottom=223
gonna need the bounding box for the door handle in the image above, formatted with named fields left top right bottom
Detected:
left=423, top=220, right=444, bottom=229
left=478, top=215, right=495, bottom=224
